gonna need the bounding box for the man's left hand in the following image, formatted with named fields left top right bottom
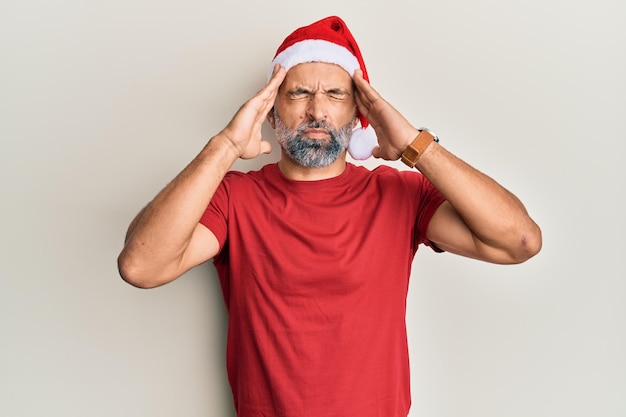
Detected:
left=353, top=69, right=420, bottom=161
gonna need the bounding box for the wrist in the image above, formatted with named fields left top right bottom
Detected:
left=400, top=128, right=439, bottom=168
left=204, top=133, right=242, bottom=162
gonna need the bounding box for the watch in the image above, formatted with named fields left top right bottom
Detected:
left=400, top=128, right=439, bottom=168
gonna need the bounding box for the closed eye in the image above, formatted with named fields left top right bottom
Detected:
left=287, top=88, right=312, bottom=100
left=286, top=88, right=351, bottom=101
left=325, top=89, right=350, bottom=100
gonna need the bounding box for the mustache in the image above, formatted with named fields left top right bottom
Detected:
left=296, top=120, right=334, bottom=132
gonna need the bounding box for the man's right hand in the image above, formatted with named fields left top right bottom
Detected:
left=220, top=64, right=286, bottom=159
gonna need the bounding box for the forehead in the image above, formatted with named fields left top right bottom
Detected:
left=282, top=62, right=353, bottom=89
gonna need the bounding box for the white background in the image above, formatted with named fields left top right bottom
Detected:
left=1, top=0, right=624, bottom=416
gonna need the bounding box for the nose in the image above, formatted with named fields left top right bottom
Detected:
left=305, top=93, right=327, bottom=122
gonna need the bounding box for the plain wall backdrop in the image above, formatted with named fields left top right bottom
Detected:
left=1, top=0, right=625, bottom=416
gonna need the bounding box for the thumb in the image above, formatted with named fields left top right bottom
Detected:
left=259, top=140, right=273, bottom=155
left=371, top=145, right=382, bottom=159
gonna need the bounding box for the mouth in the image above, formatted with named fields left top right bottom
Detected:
left=302, top=128, right=331, bottom=140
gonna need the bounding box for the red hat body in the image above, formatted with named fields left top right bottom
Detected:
left=272, top=16, right=370, bottom=85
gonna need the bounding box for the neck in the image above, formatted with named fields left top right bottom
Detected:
left=278, top=152, right=347, bottom=181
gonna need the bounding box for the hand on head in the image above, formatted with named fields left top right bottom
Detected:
left=353, top=69, right=419, bottom=160
left=221, top=64, right=286, bottom=159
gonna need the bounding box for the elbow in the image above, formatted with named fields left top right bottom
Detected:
left=117, top=251, right=163, bottom=289
left=509, top=223, right=543, bottom=264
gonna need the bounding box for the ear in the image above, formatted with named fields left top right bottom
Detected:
left=267, top=107, right=276, bottom=128
left=352, top=113, right=359, bottom=129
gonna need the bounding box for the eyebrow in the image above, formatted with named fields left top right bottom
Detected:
left=287, top=87, right=351, bottom=95
left=325, top=88, right=351, bottom=95
left=288, top=87, right=312, bottom=95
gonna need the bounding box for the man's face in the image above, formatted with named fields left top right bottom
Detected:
left=269, top=62, right=358, bottom=167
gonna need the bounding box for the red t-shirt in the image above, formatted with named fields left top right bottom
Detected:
left=200, top=162, right=445, bottom=417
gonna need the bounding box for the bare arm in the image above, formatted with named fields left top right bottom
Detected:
left=353, top=70, right=541, bottom=264
left=118, top=65, right=286, bottom=288
left=417, top=143, right=541, bottom=263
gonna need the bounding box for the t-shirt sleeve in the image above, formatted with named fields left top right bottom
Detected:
left=402, top=171, right=446, bottom=252
left=199, top=176, right=230, bottom=254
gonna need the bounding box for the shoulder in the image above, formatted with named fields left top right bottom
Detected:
left=221, top=163, right=277, bottom=186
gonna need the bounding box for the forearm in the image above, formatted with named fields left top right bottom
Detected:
left=118, top=65, right=285, bottom=286
left=416, top=142, right=541, bottom=261
left=352, top=72, right=540, bottom=262
left=118, top=134, right=238, bottom=283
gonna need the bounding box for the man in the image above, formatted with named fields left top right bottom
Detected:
left=118, top=16, right=541, bottom=417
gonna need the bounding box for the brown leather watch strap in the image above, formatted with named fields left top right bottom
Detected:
left=400, top=129, right=437, bottom=168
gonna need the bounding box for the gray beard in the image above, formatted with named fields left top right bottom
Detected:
left=273, top=109, right=353, bottom=168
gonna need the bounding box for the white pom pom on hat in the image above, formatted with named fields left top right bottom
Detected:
left=269, top=16, right=377, bottom=160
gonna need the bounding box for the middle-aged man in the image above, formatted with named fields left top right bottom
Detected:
left=118, top=15, right=542, bottom=417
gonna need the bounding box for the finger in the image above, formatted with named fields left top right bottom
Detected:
left=371, top=144, right=382, bottom=159
left=353, top=68, right=365, bottom=84
left=259, top=140, right=272, bottom=155
left=354, top=90, right=368, bottom=117
left=266, top=65, right=287, bottom=92
left=250, top=65, right=285, bottom=107
left=253, top=66, right=286, bottom=117
left=353, top=69, right=380, bottom=103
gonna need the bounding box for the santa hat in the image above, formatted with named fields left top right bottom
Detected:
left=269, top=16, right=377, bottom=160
